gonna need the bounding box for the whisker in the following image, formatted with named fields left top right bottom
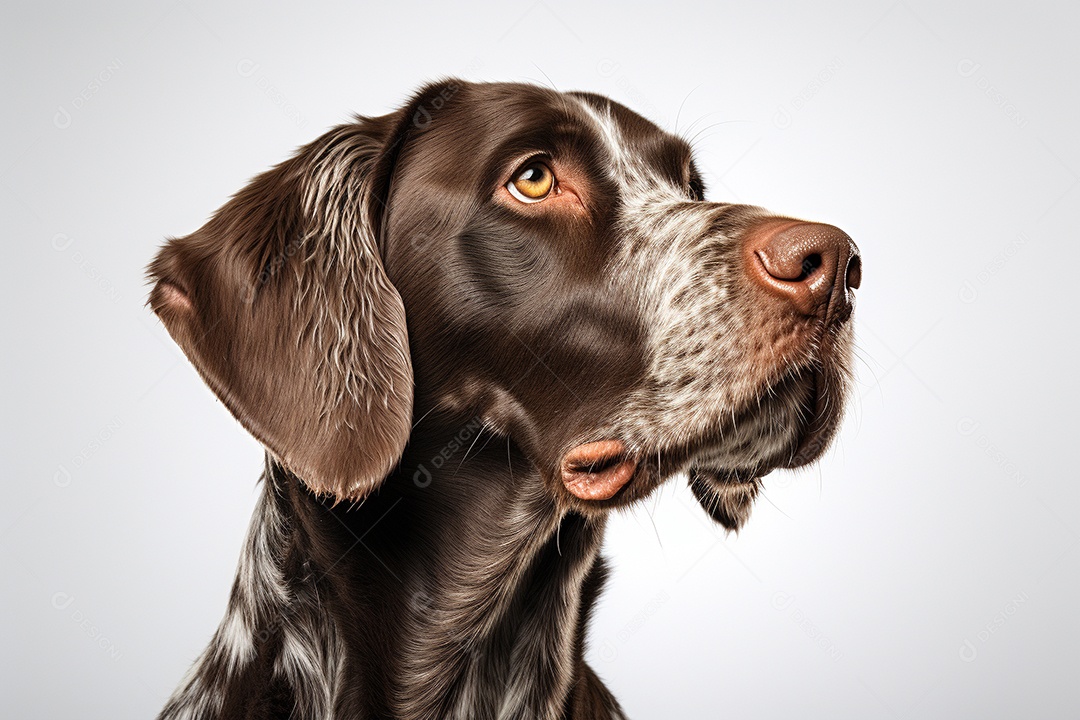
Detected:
left=673, top=84, right=702, bottom=135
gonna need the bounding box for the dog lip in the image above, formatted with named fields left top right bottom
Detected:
left=689, top=466, right=763, bottom=485
left=561, top=440, right=637, bottom=501
left=784, top=369, right=833, bottom=467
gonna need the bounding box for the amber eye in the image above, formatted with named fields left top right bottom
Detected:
left=507, top=161, right=555, bottom=203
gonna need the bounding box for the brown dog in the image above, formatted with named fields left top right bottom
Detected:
left=149, top=80, right=860, bottom=719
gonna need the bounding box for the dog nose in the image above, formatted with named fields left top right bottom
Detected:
left=744, top=220, right=861, bottom=322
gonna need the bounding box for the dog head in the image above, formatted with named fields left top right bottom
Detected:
left=149, top=80, right=860, bottom=530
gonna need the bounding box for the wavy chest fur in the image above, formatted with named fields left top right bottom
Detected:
left=158, top=432, right=625, bottom=720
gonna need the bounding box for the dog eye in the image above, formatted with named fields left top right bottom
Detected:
left=507, top=161, right=555, bottom=203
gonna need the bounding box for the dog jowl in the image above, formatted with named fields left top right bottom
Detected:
left=149, top=80, right=860, bottom=719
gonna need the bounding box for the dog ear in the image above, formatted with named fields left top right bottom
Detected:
left=148, top=115, right=413, bottom=501
left=688, top=471, right=759, bottom=532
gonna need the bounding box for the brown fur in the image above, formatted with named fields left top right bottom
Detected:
left=149, top=80, right=859, bottom=719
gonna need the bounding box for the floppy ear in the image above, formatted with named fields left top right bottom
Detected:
left=148, top=115, right=413, bottom=500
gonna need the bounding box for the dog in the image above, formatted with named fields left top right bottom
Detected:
left=148, top=79, right=860, bottom=720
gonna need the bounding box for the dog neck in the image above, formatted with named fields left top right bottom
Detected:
left=158, top=417, right=624, bottom=720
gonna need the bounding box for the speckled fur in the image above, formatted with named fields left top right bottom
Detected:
left=151, top=80, right=856, bottom=720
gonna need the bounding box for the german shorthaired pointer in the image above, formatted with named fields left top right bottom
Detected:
left=148, top=80, right=860, bottom=719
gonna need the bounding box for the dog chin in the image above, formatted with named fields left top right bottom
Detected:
left=687, top=467, right=762, bottom=532
left=683, top=363, right=849, bottom=530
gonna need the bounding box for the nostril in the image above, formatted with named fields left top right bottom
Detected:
left=846, top=254, right=862, bottom=290
left=744, top=220, right=860, bottom=318
left=797, top=253, right=822, bottom=282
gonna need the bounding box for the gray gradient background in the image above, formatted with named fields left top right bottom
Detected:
left=3, top=1, right=1077, bottom=718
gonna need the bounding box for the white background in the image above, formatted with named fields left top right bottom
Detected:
left=3, top=1, right=1077, bottom=717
